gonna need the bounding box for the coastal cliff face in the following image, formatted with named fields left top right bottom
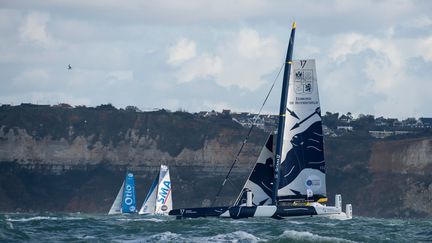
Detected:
left=0, top=105, right=431, bottom=218
left=0, top=106, right=264, bottom=213
left=326, top=137, right=432, bottom=218
left=0, top=126, right=259, bottom=169
left=367, top=139, right=432, bottom=217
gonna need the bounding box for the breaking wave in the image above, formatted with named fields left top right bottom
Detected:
left=278, top=230, right=356, bottom=243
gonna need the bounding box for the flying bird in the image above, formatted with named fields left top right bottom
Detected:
left=68, top=64, right=72, bottom=70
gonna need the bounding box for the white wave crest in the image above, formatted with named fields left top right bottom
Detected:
left=279, top=230, right=356, bottom=243
left=148, top=231, right=182, bottom=241
left=6, top=216, right=59, bottom=222
left=205, top=230, right=261, bottom=243
left=6, top=216, right=83, bottom=222
left=6, top=221, right=14, bottom=229
left=287, top=220, right=306, bottom=225
left=115, top=217, right=165, bottom=222
left=115, top=231, right=182, bottom=243
left=63, top=216, right=84, bottom=220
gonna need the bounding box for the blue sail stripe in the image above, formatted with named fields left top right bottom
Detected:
left=143, top=175, right=159, bottom=205
left=122, top=172, right=137, bottom=213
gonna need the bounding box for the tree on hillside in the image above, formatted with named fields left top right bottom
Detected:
left=322, top=112, right=339, bottom=129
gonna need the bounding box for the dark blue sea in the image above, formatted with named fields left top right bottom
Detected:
left=0, top=213, right=430, bottom=242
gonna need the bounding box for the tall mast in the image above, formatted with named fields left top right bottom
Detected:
left=272, top=22, right=296, bottom=205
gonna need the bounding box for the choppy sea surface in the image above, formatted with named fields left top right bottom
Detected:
left=0, top=213, right=430, bottom=242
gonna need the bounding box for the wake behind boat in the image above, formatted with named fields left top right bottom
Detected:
left=170, top=22, right=352, bottom=220
left=139, top=165, right=173, bottom=215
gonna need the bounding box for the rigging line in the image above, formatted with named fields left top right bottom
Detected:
left=211, top=61, right=286, bottom=206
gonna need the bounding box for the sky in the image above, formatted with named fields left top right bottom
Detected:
left=0, top=0, right=431, bottom=118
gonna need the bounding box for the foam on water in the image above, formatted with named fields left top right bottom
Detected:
left=146, top=231, right=182, bottom=241
left=287, top=220, right=306, bottom=225
left=6, top=222, right=14, bottom=229
left=204, top=230, right=261, bottom=243
left=227, top=219, right=254, bottom=224
left=115, top=217, right=165, bottom=222
left=117, top=232, right=182, bottom=243
left=6, top=216, right=59, bottom=222
left=278, top=230, right=356, bottom=243
left=5, top=216, right=84, bottom=222
left=76, top=235, right=97, bottom=240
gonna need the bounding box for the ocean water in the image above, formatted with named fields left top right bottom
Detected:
left=0, top=213, right=430, bottom=242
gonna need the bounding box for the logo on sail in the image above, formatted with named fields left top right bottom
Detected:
left=124, top=184, right=134, bottom=205
left=294, top=69, right=313, bottom=94
left=158, top=180, right=171, bottom=204
left=305, top=175, right=322, bottom=191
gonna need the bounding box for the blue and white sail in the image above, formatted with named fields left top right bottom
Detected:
left=278, top=59, right=327, bottom=202
left=108, top=172, right=137, bottom=214
left=138, top=174, right=159, bottom=215
left=155, top=165, right=172, bottom=215
left=122, top=172, right=137, bottom=213
left=108, top=181, right=124, bottom=215
left=139, top=165, right=173, bottom=215
left=234, top=134, right=274, bottom=206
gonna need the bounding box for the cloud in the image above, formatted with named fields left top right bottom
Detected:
left=328, top=32, right=403, bottom=90
left=175, top=53, right=222, bottom=83
left=167, top=38, right=197, bottom=65
left=167, top=37, right=222, bottom=84
left=408, top=15, right=432, bottom=29
left=1, top=1, right=432, bottom=117
left=214, top=28, right=282, bottom=91
left=106, top=71, right=134, bottom=84
left=167, top=28, right=282, bottom=91
left=418, top=36, right=432, bottom=62
left=19, top=11, right=58, bottom=48
left=13, top=68, right=52, bottom=88
left=320, top=28, right=432, bottom=117
left=236, top=28, right=279, bottom=58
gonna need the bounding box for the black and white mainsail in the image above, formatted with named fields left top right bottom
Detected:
left=277, top=59, right=327, bottom=202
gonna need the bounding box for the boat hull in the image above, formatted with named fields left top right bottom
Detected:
left=169, top=207, right=230, bottom=218
left=169, top=203, right=348, bottom=219
left=169, top=205, right=316, bottom=219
